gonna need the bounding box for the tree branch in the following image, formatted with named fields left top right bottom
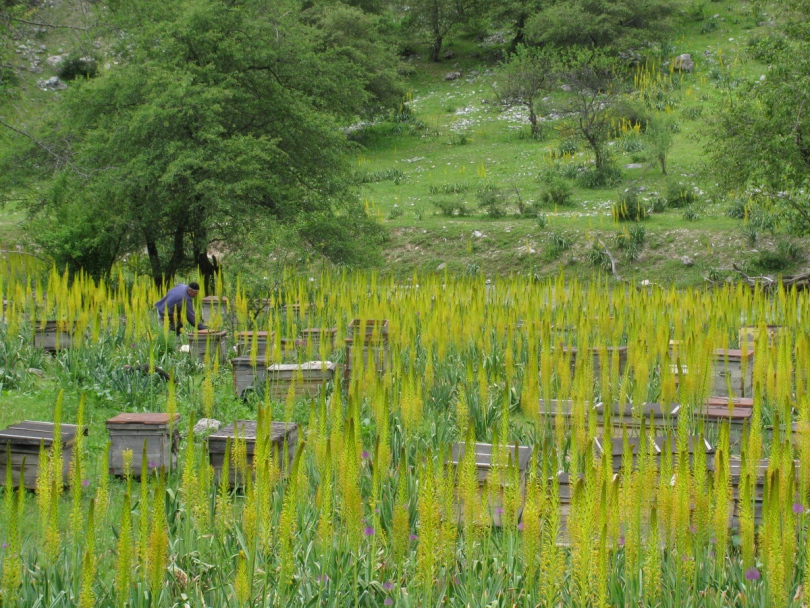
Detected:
left=596, top=237, right=623, bottom=281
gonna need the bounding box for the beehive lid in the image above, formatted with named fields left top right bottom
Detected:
left=594, top=436, right=651, bottom=457
left=299, top=327, right=337, bottom=335
left=702, top=406, right=752, bottom=421
left=208, top=421, right=297, bottom=454
left=236, top=331, right=271, bottom=339
left=231, top=355, right=265, bottom=368
left=0, top=421, right=84, bottom=447
left=653, top=435, right=714, bottom=455
left=191, top=330, right=227, bottom=338
left=600, top=402, right=677, bottom=419
left=713, top=348, right=754, bottom=360
left=706, top=396, right=754, bottom=408
left=202, top=296, right=229, bottom=303
left=106, top=413, right=179, bottom=428
left=267, top=361, right=336, bottom=372
left=448, top=442, right=532, bottom=471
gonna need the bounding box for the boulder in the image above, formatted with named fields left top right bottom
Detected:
left=39, top=76, right=67, bottom=90
left=673, top=54, right=694, bottom=73
left=193, top=418, right=222, bottom=436
left=444, top=71, right=462, bottom=81
left=681, top=256, right=694, bottom=266
left=442, top=50, right=455, bottom=59
left=45, top=54, right=64, bottom=67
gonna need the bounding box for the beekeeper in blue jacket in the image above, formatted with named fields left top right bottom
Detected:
left=154, top=282, right=207, bottom=335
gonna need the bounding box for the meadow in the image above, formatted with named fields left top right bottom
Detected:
left=1, top=254, right=809, bottom=607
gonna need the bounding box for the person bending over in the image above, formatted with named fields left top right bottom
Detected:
left=154, top=282, right=207, bottom=335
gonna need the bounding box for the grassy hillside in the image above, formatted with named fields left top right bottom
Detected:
left=1, top=0, right=807, bottom=285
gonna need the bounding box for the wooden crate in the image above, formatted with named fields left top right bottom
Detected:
left=200, top=296, right=229, bottom=323
left=344, top=338, right=391, bottom=380
left=596, top=402, right=680, bottom=433
left=188, top=330, right=228, bottom=363
left=231, top=356, right=268, bottom=398
left=448, top=442, right=531, bottom=527
left=593, top=435, right=714, bottom=472
left=670, top=350, right=754, bottom=398
left=297, top=327, right=338, bottom=351
left=0, top=421, right=85, bottom=489
left=556, top=346, right=628, bottom=378
left=348, top=319, right=389, bottom=344
left=739, top=325, right=783, bottom=350
left=33, top=320, right=74, bottom=352
left=266, top=361, right=336, bottom=401
left=106, top=413, right=180, bottom=476
left=208, top=420, right=298, bottom=485
left=235, top=331, right=273, bottom=359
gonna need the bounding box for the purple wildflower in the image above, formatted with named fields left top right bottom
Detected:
left=794, top=502, right=805, bottom=515
left=148, top=461, right=158, bottom=469
left=689, top=525, right=697, bottom=534
left=495, top=507, right=504, bottom=515
left=517, top=522, right=524, bottom=531
left=409, top=534, right=418, bottom=541
left=384, top=600, right=393, bottom=606
left=1, top=542, right=7, bottom=549
left=362, top=451, right=370, bottom=460
left=710, top=537, right=717, bottom=544
left=617, top=535, right=625, bottom=547
left=383, top=581, right=394, bottom=590
left=82, top=479, right=90, bottom=487
left=364, top=526, right=375, bottom=537
left=318, top=574, right=330, bottom=584
left=745, top=567, right=760, bottom=581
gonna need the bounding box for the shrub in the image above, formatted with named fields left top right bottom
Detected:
left=682, top=205, right=700, bottom=221
left=429, top=183, right=469, bottom=195
left=538, top=174, right=574, bottom=206
left=681, top=105, right=704, bottom=120
left=388, top=207, right=404, bottom=220
left=576, top=164, right=623, bottom=189
left=358, top=168, right=405, bottom=184
left=587, top=241, right=612, bottom=271
left=726, top=198, right=747, bottom=219
left=58, top=55, right=99, bottom=80
left=665, top=180, right=697, bottom=208
left=450, top=131, right=470, bottom=146
left=477, top=184, right=508, bottom=218
left=536, top=214, right=549, bottom=229
left=755, top=250, right=790, bottom=271
left=612, top=189, right=648, bottom=221
left=432, top=199, right=471, bottom=217
left=558, top=138, right=579, bottom=155
left=747, top=34, right=788, bottom=63
left=651, top=197, right=668, bottom=213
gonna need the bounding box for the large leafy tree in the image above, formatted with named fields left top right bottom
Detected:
left=2, top=0, right=400, bottom=284
left=708, top=5, right=810, bottom=236
left=405, top=0, right=485, bottom=62
left=524, top=0, right=675, bottom=50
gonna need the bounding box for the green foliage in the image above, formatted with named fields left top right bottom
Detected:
left=538, top=173, right=574, bottom=206
left=57, top=55, right=99, bottom=81
left=544, top=229, right=574, bottom=260
left=615, top=224, right=646, bottom=260
left=612, top=189, right=648, bottom=221
left=493, top=45, right=555, bottom=139
left=476, top=183, right=508, bottom=217
left=358, top=168, right=406, bottom=184
left=682, top=205, right=700, bottom=221
left=432, top=199, right=472, bottom=216
left=746, top=34, right=788, bottom=63
left=525, top=0, right=676, bottom=50
left=587, top=240, right=612, bottom=270
left=644, top=117, right=675, bottom=175
left=681, top=105, right=704, bottom=120
left=576, top=164, right=623, bottom=189
left=665, top=180, right=698, bottom=208
left=2, top=0, right=398, bottom=280
left=429, top=183, right=469, bottom=195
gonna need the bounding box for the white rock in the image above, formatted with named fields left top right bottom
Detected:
left=681, top=256, right=694, bottom=266
left=193, top=418, right=222, bottom=436
left=472, top=230, right=483, bottom=238
left=436, top=262, right=446, bottom=270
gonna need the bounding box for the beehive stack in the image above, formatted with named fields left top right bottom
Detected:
left=265, top=361, right=336, bottom=401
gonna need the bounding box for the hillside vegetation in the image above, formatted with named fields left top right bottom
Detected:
left=0, top=0, right=809, bottom=286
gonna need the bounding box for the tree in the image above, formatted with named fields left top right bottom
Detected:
left=644, top=117, right=674, bottom=175
left=707, top=10, right=810, bottom=236
left=488, top=0, right=546, bottom=52
left=0, top=0, right=397, bottom=285
left=492, top=45, right=554, bottom=139
left=525, top=0, right=675, bottom=51
left=406, top=0, right=484, bottom=62
left=547, top=51, right=626, bottom=180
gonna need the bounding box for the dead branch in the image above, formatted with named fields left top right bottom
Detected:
left=596, top=237, right=623, bottom=282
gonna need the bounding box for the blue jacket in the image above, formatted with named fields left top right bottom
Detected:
left=154, top=284, right=203, bottom=328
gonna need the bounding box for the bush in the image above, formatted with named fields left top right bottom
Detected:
left=544, top=230, right=574, bottom=261
left=665, top=180, right=698, bottom=208
left=558, top=138, right=579, bottom=155
left=726, top=198, right=747, bottom=219
left=388, top=206, right=404, bottom=220
left=429, top=183, right=469, bottom=195
left=587, top=241, right=612, bottom=271
left=682, top=205, right=700, bottom=221
left=747, top=34, right=788, bottom=63
left=755, top=250, right=790, bottom=271
left=651, top=196, right=668, bottom=213
left=538, top=174, right=574, bottom=206
left=576, top=164, right=623, bottom=189
left=612, top=189, right=648, bottom=221
left=615, top=225, right=646, bottom=260
left=358, top=168, right=405, bottom=184
left=477, top=184, right=508, bottom=218
left=536, top=214, right=549, bottom=229
left=681, top=105, right=704, bottom=120
left=57, top=55, right=99, bottom=80
left=432, top=199, right=471, bottom=217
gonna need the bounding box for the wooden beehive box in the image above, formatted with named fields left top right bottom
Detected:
left=297, top=327, right=338, bottom=352
left=106, top=413, right=180, bottom=476
left=712, top=349, right=754, bottom=398
left=187, top=330, right=228, bottom=363
left=670, top=350, right=754, bottom=398
left=231, top=356, right=269, bottom=398
left=265, top=361, right=336, bottom=401
left=0, top=421, right=85, bottom=489
left=235, top=331, right=273, bottom=359
left=448, top=442, right=531, bottom=527
left=593, top=435, right=714, bottom=473
left=200, top=296, right=229, bottom=323
left=208, top=420, right=298, bottom=485
left=344, top=338, right=391, bottom=380
left=33, top=320, right=74, bottom=352
left=348, top=319, right=389, bottom=344
left=739, top=325, right=783, bottom=350
left=594, top=402, right=680, bottom=434
left=557, top=346, right=628, bottom=379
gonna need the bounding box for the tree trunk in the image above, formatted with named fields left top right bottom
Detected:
left=145, top=235, right=163, bottom=287
left=194, top=248, right=219, bottom=294
left=432, top=34, right=443, bottom=62
left=509, top=13, right=526, bottom=54
left=659, top=154, right=667, bottom=175
left=529, top=108, right=540, bottom=139
left=164, top=225, right=186, bottom=281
